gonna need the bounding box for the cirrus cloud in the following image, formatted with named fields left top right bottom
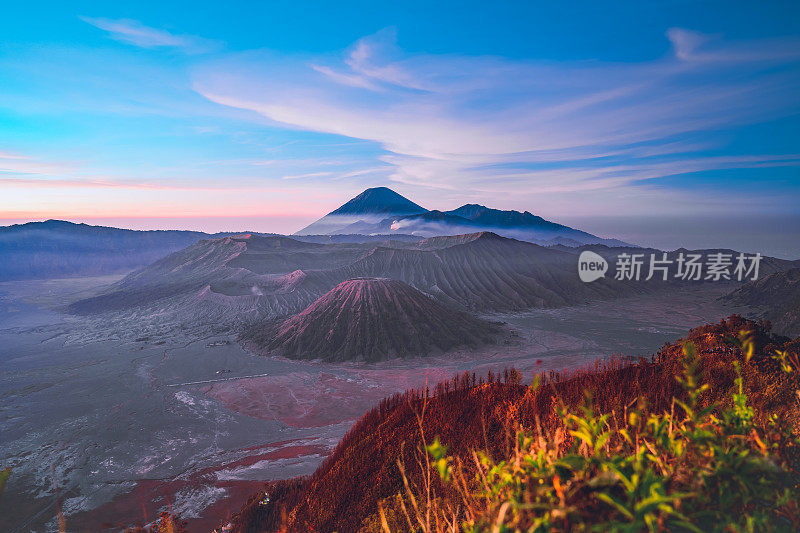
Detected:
left=191, top=28, right=800, bottom=214
left=81, top=16, right=221, bottom=53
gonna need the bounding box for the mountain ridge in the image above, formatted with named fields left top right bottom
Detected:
left=0, top=220, right=421, bottom=281
left=65, top=231, right=640, bottom=321
left=0, top=220, right=210, bottom=281
left=67, top=230, right=797, bottom=323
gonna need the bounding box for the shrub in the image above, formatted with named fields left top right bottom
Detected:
left=396, top=335, right=800, bottom=532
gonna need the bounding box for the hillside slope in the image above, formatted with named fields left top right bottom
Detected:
left=228, top=316, right=799, bottom=532
left=724, top=267, right=800, bottom=336
left=309, top=232, right=643, bottom=311
left=66, top=234, right=374, bottom=316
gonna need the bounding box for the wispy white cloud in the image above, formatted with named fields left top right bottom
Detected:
left=311, top=64, right=381, bottom=90
left=0, top=151, right=76, bottom=176
left=666, top=28, right=710, bottom=61
left=281, top=171, right=333, bottom=180
left=192, top=27, right=800, bottom=215
left=666, top=27, right=800, bottom=64
left=81, top=17, right=220, bottom=53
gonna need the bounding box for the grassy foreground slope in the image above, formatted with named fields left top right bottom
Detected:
left=228, top=316, right=800, bottom=532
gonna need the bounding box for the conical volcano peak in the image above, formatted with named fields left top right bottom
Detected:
left=243, top=277, right=500, bottom=362
left=294, top=187, right=429, bottom=235
left=328, top=187, right=428, bottom=216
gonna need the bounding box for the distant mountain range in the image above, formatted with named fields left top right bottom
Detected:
left=0, top=219, right=419, bottom=281
left=295, top=187, right=630, bottom=247
left=0, top=220, right=210, bottom=281
left=68, top=232, right=642, bottom=320
left=0, top=187, right=627, bottom=281
left=65, top=228, right=800, bottom=346
left=5, top=189, right=795, bottom=293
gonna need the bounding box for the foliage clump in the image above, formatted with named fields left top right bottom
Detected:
left=393, top=331, right=800, bottom=532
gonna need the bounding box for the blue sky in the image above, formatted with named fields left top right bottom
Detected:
left=1, top=1, right=799, bottom=254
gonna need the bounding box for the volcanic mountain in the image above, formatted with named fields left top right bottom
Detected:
left=242, top=278, right=500, bottom=362
left=294, top=187, right=629, bottom=247
left=69, top=231, right=797, bottom=327
left=443, top=204, right=631, bottom=246
left=295, top=187, right=428, bottom=235
left=67, top=232, right=630, bottom=318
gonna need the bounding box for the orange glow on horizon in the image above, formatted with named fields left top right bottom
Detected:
left=0, top=214, right=321, bottom=234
